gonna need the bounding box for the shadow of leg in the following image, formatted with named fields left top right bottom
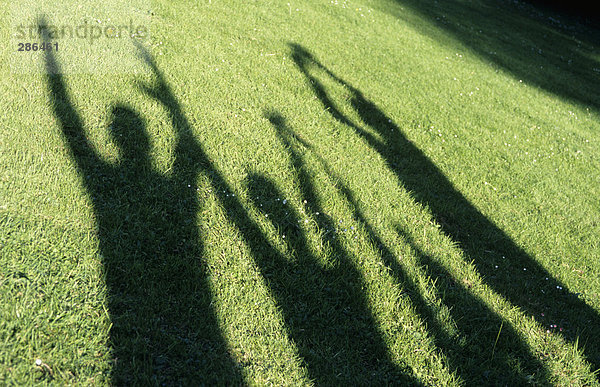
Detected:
left=246, top=172, right=419, bottom=384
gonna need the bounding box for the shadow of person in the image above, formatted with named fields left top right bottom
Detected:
left=245, top=171, right=419, bottom=385
left=289, top=43, right=600, bottom=377
left=127, top=39, right=422, bottom=384
left=108, top=107, right=151, bottom=171
left=40, top=16, right=242, bottom=384
left=265, top=111, right=552, bottom=384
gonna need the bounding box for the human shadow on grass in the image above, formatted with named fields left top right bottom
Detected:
left=242, top=121, right=420, bottom=384
left=266, top=111, right=551, bottom=384
left=135, top=41, right=420, bottom=385
left=42, top=24, right=421, bottom=384
left=382, top=0, right=600, bottom=110
left=40, top=17, right=242, bottom=384
left=290, top=43, right=600, bottom=377
left=136, top=44, right=420, bottom=383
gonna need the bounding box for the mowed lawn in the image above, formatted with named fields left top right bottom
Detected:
left=1, top=0, right=599, bottom=384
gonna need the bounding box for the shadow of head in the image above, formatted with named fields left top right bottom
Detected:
left=247, top=173, right=277, bottom=205
left=246, top=172, right=293, bottom=217
left=109, top=105, right=149, bottom=163
left=265, top=110, right=286, bottom=127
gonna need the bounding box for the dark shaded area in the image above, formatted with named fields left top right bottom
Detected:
left=239, top=113, right=423, bottom=384
left=380, top=0, right=600, bottom=110
left=135, top=43, right=417, bottom=385
left=524, top=0, right=599, bottom=23
left=290, top=43, right=600, bottom=379
left=266, top=112, right=552, bottom=384
left=41, top=16, right=419, bottom=384
left=41, top=17, right=242, bottom=385
left=245, top=172, right=417, bottom=384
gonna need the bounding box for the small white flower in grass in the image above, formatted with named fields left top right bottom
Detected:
left=282, top=199, right=287, bottom=204
left=35, top=359, right=42, bottom=366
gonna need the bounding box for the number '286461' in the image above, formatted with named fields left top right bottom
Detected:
left=18, top=42, right=58, bottom=51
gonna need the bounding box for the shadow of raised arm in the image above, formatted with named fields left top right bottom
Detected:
left=40, top=15, right=104, bottom=174
left=133, top=42, right=203, bottom=176
left=289, top=42, right=600, bottom=379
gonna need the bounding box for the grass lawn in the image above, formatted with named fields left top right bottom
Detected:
left=1, top=0, right=599, bottom=384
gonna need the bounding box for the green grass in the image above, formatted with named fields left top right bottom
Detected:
left=1, top=0, right=599, bottom=384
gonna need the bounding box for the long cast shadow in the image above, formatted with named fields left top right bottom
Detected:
left=40, top=17, right=242, bottom=384
left=131, top=41, right=419, bottom=384
left=244, top=173, right=417, bottom=384
left=244, top=114, right=422, bottom=384
left=383, top=0, right=600, bottom=111
left=266, top=111, right=551, bottom=384
left=290, top=43, right=600, bottom=377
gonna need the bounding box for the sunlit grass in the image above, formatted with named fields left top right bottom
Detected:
left=1, top=0, right=599, bottom=384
